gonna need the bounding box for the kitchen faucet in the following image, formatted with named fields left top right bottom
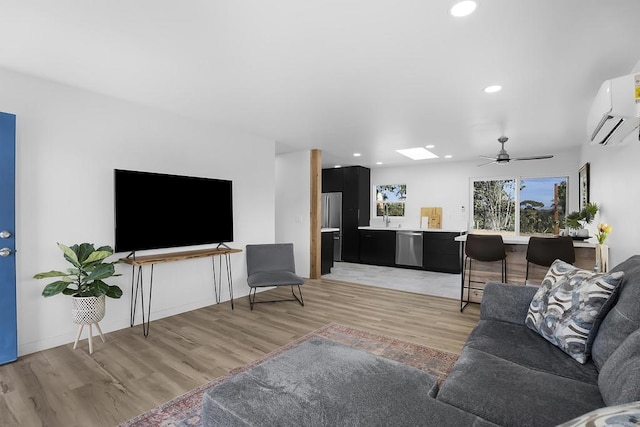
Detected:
left=383, top=203, right=391, bottom=227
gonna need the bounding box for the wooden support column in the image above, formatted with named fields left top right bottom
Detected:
left=309, top=149, right=322, bottom=279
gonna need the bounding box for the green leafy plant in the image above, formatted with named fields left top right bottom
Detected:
left=565, top=202, right=598, bottom=230
left=34, top=243, right=123, bottom=298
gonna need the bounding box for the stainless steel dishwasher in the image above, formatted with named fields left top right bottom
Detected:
left=395, top=231, right=423, bottom=267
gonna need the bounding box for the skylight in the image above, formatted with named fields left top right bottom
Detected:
left=395, top=147, right=439, bottom=160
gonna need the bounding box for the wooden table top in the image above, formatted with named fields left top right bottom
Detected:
left=120, top=247, right=243, bottom=266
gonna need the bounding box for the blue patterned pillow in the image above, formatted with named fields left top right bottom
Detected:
left=557, top=401, right=640, bottom=426
left=525, top=259, right=624, bottom=364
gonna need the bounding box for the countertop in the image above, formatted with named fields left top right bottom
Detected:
left=321, top=228, right=339, bottom=233
left=454, top=234, right=596, bottom=248
left=358, top=226, right=466, bottom=233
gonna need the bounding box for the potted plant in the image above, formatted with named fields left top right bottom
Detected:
left=34, top=243, right=122, bottom=329
left=564, top=202, right=598, bottom=237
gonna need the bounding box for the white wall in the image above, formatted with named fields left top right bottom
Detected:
left=370, top=148, right=581, bottom=231
left=0, top=67, right=276, bottom=356
left=580, top=139, right=640, bottom=266
left=275, top=151, right=311, bottom=277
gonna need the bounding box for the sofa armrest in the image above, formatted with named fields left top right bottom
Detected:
left=480, top=282, right=538, bottom=325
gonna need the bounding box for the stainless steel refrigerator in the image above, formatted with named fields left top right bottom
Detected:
left=322, top=192, right=342, bottom=261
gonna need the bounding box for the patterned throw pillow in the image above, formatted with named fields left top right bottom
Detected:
left=556, top=401, right=640, bottom=426
left=525, top=259, right=624, bottom=364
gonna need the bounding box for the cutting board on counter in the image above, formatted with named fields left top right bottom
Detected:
left=420, top=207, right=442, bottom=229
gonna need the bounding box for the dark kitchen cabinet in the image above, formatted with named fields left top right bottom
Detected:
left=359, top=230, right=396, bottom=266
left=322, top=168, right=343, bottom=193
left=336, top=166, right=370, bottom=262
left=423, top=232, right=464, bottom=273
left=321, top=231, right=335, bottom=275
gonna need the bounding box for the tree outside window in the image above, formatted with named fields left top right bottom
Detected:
left=473, top=179, right=516, bottom=232
left=520, top=177, right=567, bottom=235
left=376, top=184, right=406, bottom=217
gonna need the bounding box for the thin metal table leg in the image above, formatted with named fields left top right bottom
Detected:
left=225, top=253, right=234, bottom=309
left=142, top=265, right=154, bottom=337
left=212, top=256, right=221, bottom=304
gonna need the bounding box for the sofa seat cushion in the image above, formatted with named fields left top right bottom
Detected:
left=591, top=255, right=640, bottom=370
left=465, top=320, right=599, bottom=385
left=437, top=347, right=605, bottom=427
left=202, top=337, right=496, bottom=427
left=525, top=259, right=624, bottom=364
left=247, top=271, right=304, bottom=287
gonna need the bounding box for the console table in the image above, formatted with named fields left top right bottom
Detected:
left=121, top=247, right=242, bottom=337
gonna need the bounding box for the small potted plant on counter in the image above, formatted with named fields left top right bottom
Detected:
left=565, top=202, right=598, bottom=238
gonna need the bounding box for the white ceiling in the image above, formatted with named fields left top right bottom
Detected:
left=1, top=1, right=639, bottom=168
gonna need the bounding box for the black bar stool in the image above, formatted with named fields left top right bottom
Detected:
left=460, top=234, right=506, bottom=312
left=525, top=236, right=575, bottom=285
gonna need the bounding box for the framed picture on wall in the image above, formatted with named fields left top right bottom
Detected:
left=579, top=162, right=590, bottom=211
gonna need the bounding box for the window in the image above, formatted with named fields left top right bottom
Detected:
left=472, top=179, right=516, bottom=232
left=519, top=177, right=567, bottom=235
left=472, top=176, right=567, bottom=235
left=375, top=184, right=406, bottom=217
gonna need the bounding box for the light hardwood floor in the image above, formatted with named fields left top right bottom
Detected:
left=0, top=279, right=481, bottom=427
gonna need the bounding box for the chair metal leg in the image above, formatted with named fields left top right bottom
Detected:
left=291, top=285, right=304, bottom=306
left=249, top=287, right=257, bottom=310
left=248, top=285, right=305, bottom=310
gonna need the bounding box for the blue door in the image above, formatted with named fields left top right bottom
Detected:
left=0, top=112, right=16, bottom=365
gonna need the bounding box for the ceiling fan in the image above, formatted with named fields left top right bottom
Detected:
left=478, top=136, right=553, bottom=166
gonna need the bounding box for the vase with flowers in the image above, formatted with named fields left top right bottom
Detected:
left=594, top=223, right=612, bottom=272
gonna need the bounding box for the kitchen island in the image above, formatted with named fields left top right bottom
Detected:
left=357, top=226, right=466, bottom=273
left=454, top=234, right=599, bottom=303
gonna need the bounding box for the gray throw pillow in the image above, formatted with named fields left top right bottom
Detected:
left=525, top=259, right=624, bottom=364
left=556, top=401, right=640, bottom=426
left=598, top=329, right=640, bottom=406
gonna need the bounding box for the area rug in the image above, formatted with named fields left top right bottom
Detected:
left=120, top=322, right=459, bottom=427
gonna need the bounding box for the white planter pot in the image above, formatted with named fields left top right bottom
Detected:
left=71, top=295, right=106, bottom=325
left=577, top=228, right=589, bottom=238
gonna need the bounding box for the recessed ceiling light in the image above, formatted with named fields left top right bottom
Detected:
left=334, top=165, right=341, bottom=168
left=396, top=147, right=439, bottom=160
left=376, top=161, right=383, bottom=165
left=445, top=154, right=453, bottom=159
left=484, top=85, right=502, bottom=93
left=450, top=1, right=477, bottom=17
left=425, top=144, right=435, bottom=149
left=353, top=153, right=361, bottom=157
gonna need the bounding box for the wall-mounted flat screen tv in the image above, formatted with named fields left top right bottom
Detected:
left=114, top=169, right=233, bottom=253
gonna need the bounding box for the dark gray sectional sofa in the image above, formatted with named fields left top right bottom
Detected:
left=435, top=255, right=640, bottom=426
left=202, top=255, right=640, bottom=426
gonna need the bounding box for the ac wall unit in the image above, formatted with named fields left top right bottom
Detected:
left=587, top=73, right=640, bottom=145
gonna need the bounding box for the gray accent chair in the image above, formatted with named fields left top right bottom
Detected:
left=245, top=243, right=304, bottom=310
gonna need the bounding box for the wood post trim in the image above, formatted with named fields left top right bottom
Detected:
left=309, top=149, right=322, bottom=279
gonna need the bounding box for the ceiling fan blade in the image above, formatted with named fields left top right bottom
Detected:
left=477, top=160, right=497, bottom=167
left=478, top=155, right=497, bottom=160
left=512, top=155, right=554, bottom=161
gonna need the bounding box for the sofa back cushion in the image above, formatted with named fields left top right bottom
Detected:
left=591, top=255, right=640, bottom=370
left=598, top=328, right=640, bottom=406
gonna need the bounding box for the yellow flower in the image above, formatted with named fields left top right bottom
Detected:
left=595, top=223, right=612, bottom=244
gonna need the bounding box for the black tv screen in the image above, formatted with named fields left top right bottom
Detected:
left=114, top=169, right=233, bottom=253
